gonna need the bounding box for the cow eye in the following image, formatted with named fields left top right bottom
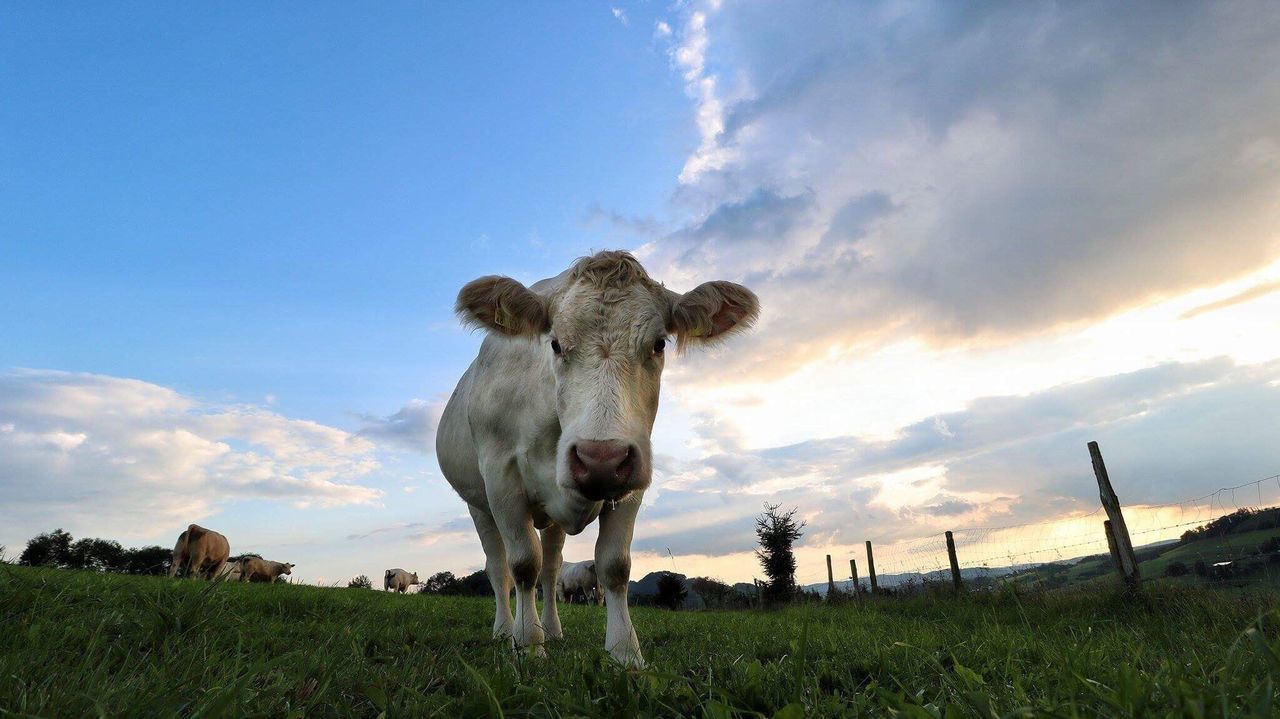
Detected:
left=551, top=338, right=563, bottom=356
left=652, top=337, right=666, bottom=356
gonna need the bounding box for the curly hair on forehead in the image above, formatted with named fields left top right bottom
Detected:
left=568, top=250, right=662, bottom=291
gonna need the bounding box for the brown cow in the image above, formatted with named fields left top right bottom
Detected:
left=238, top=557, right=294, bottom=583
left=168, top=524, right=231, bottom=580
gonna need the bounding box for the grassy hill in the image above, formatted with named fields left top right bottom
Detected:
left=3, top=564, right=1280, bottom=716
left=1004, top=507, right=1280, bottom=591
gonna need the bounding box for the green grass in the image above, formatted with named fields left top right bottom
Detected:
left=3, top=564, right=1280, bottom=717
left=1142, top=527, right=1280, bottom=577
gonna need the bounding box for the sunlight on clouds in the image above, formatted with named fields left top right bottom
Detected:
left=668, top=260, right=1280, bottom=451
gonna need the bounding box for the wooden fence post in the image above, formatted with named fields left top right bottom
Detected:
left=865, top=541, right=879, bottom=594
left=826, top=554, right=835, bottom=597
left=849, top=558, right=859, bottom=594
left=1103, top=519, right=1125, bottom=581
left=1089, top=441, right=1141, bottom=592
left=945, top=530, right=963, bottom=592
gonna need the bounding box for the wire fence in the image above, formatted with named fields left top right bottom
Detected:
left=798, top=464, right=1280, bottom=597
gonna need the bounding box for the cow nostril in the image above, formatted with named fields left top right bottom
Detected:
left=569, top=444, right=589, bottom=479
left=615, top=446, right=635, bottom=479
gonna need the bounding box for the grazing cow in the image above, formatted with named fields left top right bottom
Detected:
left=167, top=524, right=231, bottom=580
left=556, top=560, right=601, bottom=605
left=238, top=557, right=294, bottom=583
left=384, top=568, right=418, bottom=593
left=436, top=250, right=758, bottom=665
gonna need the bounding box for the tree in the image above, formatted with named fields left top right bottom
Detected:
left=66, top=538, right=125, bottom=572
left=755, top=504, right=805, bottom=605
left=120, top=546, right=172, bottom=575
left=348, top=575, right=373, bottom=589
left=19, top=529, right=73, bottom=568
left=655, top=573, right=688, bottom=610
left=420, top=571, right=461, bottom=595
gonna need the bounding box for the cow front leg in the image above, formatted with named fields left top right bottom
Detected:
left=469, top=505, right=514, bottom=639
left=595, top=493, right=644, bottom=667
left=538, top=525, right=565, bottom=639
left=505, top=522, right=545, bottom=656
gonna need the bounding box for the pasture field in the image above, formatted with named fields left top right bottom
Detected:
left=2, top=564, right=1280, bottom=717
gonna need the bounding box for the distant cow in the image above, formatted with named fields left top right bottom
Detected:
left=384, top=568, right=418, bottom=593
left=436, top=250, right=758, bottom=665
left=557, top=560, right=601, bottom=605
left=168, top=524, right=231, bottom=580
left=238, top=557, right=294, bottom=583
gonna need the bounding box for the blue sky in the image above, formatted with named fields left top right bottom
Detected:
left=4, top=2, right=1280, bottom=586
left=3, top=3, right=683, bottom=416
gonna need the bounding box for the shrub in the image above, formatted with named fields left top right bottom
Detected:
left=348, top=575, right=373, bottom=589
left=1164, top=561, right=1189, bottom=577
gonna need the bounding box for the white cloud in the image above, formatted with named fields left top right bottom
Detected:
left=611, top=7, right=629, bottom=27
left=0, top=370, right=382, bottom=542
left=634, top=358, right=1280, bottom=561
left=355, top=398, right=445, bottom=453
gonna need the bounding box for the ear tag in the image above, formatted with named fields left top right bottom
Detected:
left=688, top=325, right=706, bottom=338
left=493, top=306, right=509, bottom=329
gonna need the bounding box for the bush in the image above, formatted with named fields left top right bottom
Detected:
left=1164, top=561, right=1189, bottom=577
left=348, top=575, right=373, bottom=589
left=689, top=576, right=751, bottom=609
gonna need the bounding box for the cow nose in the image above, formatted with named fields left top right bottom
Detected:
left=570, top=440, right=636, bottom=500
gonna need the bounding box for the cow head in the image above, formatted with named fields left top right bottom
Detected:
left=281, top=562, right=294, bottom=575
left=411, top=572, right=419, bottom=584
left=457, top=251, right=758, bottom=533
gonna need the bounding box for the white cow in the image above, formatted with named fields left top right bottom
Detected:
left=384, top=568, right=418, bottom=593
left=557, top=560, right=601, bottom=605
left=436, top=250, right=758, bottom=665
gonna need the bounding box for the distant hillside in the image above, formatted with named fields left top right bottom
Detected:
left=1008, top=506, right=1280, bottom=589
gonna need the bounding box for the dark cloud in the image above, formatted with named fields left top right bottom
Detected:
left=653, top=0, right=1280, bottom=373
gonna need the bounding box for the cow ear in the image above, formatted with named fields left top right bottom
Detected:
left=668, top=281, right=760, bottom=348
left=456, top=276, right=550, bottom=337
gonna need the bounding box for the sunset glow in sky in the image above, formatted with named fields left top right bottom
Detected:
left=3, top=2, right=1280, bottom=587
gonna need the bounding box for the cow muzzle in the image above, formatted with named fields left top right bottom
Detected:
left=568, top=439, right=638, bottom=501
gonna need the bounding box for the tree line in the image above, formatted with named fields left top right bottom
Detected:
left=12, top=529, right=172, bottom=575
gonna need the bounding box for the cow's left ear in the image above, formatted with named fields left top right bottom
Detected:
left=668, top=281, right=760, bottom=347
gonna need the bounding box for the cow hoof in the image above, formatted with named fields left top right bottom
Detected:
left=512, top=643, right=547, bottom=659
left=609, top=645, right=645, bottom=669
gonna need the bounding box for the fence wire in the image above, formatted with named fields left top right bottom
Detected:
left=803, top=470, right=1280, bottom=595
